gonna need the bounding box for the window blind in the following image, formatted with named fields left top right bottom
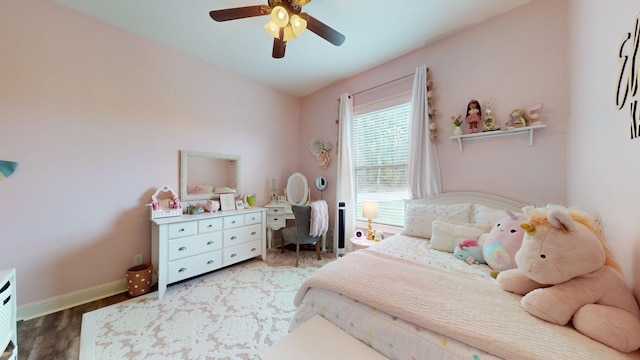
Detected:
left=353, top=93, right=411, bottom=227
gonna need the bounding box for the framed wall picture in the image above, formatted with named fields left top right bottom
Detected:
left=219, top=193, right=235, bottom=211
left=235, top=200, right=244, bottom=210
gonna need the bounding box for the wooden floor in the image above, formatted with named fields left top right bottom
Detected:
left=16, top=292, right=130, bottom=360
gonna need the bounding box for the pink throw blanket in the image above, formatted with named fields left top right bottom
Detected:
left=294, top=249, right=640, bottom=360
left=309, top=200, right=328, bottom=236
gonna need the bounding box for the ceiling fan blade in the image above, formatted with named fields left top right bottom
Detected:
left=210, top=6, right=269, bottom=22
left=303, top=13, right=345, bottom=46
left=272, top=37, right=287, bottom=59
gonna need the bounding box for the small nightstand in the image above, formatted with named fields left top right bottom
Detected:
left=350, top=237, right=378, bottom=250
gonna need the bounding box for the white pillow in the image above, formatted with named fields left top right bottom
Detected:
left=470, top=204, right=508, bottom=231
left=402, top=203, right=471, bottom=239
left=429, top=220, right=487, bottom=252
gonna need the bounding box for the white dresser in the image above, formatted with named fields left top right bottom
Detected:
left=0, top=269, right=16, bottom=360
left=151, top=208, right=267, bottom=299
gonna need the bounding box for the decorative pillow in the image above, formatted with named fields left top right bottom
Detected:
left=470, top=204, right=509, bottom=231
left=429, top=220, right=487, bottom=252
left=402, top=203, right=471, bottom=239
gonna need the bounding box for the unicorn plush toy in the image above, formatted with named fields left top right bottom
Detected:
left=497, top=206, right=640, bottom=353
left=482, top=211, right=526, bottom=273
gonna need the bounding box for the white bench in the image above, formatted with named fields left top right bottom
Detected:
left=261, top=315, right=388, bottom=359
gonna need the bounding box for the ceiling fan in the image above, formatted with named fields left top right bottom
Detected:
left=210, top=0, right=345, bottom=59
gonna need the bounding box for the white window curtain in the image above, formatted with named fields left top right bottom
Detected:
left=408, top=65, right=441, bottom=198
left=334, top=93, right=355, bottom=257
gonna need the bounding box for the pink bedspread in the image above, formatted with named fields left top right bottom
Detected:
left=294, top=249, right=640, bottom=360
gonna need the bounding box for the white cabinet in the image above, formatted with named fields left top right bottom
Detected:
left=152, top=208, right=266, bottom=299
left=0, top=269, right=16, bottom=360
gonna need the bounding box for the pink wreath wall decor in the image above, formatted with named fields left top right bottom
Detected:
left=310, top=139, right=332, bottom=168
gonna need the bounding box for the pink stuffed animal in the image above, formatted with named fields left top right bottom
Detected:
left=482, top=211, right=526, bottom=272
left=497, top=206, right=640, bottom=353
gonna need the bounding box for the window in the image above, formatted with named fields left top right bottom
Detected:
left=353, top=93, right=411, bottom=227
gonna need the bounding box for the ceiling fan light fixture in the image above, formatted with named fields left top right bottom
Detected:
left=271, top=6, right=289, bottom=27
left=264, top=21, right=280, bottom=38
left=210, top=1, right=345, bottom=59
left=290, top=14, right=307, bottom=36
left=283, top=25, right=297, bottom=41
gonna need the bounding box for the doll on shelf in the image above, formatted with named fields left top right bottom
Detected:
left=466, top=99, right=482, bottom=133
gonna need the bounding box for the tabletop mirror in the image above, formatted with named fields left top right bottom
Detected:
left=285, top=172, right=310, bottom=205
left=180, top=150, right=240, bottom=201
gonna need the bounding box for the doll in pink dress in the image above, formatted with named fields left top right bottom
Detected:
left=466, top=99, right=482, bottom=133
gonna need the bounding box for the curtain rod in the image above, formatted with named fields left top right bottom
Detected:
left=337, top=67, right=429, bottom=101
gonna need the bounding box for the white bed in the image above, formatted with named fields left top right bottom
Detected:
left=290, top=192, right=640, bottom=360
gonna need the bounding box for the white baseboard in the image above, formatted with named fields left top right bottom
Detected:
left=17, top=279, right=128, bottom=321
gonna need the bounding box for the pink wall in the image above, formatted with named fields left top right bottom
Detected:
left=566, top=0, right=640, bottom=295
left=300, top=1, right=569, bottom=234
left=0, top=0, right=301, bottom=306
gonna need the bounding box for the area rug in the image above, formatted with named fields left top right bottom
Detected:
left=265, top=247, right=336, bottom=268
left=80, top=257, right=330, bottom=360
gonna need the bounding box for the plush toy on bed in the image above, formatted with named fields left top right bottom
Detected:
left=497, top=206, right=640, bottom=353
left=453, top=239, right=485, bottom=264
left=482, top=211, right=526, bottom=275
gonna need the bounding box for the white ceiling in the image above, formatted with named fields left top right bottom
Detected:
left=55, top=0, right=530, bottom=97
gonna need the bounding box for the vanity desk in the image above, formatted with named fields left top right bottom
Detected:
left=151, top=208, right=266, bottom=299
left=265, top=173, right=327, bottom=251
left=264, top=200, right=288, bottom=249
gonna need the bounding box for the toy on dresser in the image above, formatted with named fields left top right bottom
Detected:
left=148, top=185, right=182, bottom=219
left=497, top=206, right=640, bottom=353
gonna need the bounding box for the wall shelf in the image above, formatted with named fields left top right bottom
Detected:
left=449, top=124, right=546, bottom=152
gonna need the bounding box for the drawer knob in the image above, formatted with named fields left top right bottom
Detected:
left=207, top=241, right=214, bottom=245
left=251, top=247, right=257, bottom=252
left=231, top=220, right=236, bottom=224
left=231, top=253, right=237, bottom=258
left=231, top=236, right=237, bottom=240
left=178, top=246, right=187, bottom=251
left=207, top=224, right=212, bottom=228
left=207, top=260, right=214, bottom=265
left=274, top=209, right=279, bottom=213
left=251, top=231, right=257, bottom=236
left=179, top=267, right=187, bottom=272
left=274, top=218, right=279, bottom=221
left=179, top=228, right=185, bottom=232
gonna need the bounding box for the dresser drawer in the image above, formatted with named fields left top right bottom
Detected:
left=223, top=239, right=261, bottom=266
left=168, top=250, right=223, bottom=283
left=168, top=232, right=222, bottom=261
left=223, top=214, right=244, bottom=229
left=167, top=222, right=197, bottom=239
left=244, top=212, right=262, bottom=225
left=223, top=223, right=262, bottom=247
left=199, top=218, right=222, bottom=233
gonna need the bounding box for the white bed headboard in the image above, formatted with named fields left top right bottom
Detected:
left=405, top=192, right=529, bottom=213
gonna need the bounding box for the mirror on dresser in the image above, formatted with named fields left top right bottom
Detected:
left=180, top=150, right=241, bottom=201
